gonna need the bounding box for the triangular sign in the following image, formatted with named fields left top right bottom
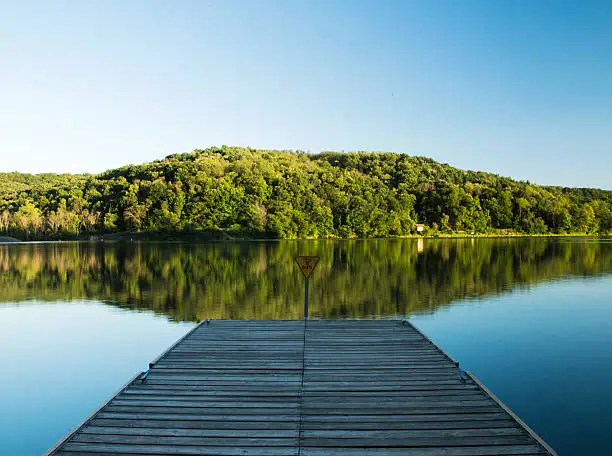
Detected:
left=295, top=256, right=320, bottom=279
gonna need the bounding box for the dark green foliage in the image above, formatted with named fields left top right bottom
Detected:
left=0, top=147, right=610, bottom=239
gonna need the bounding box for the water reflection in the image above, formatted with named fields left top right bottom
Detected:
left=0, top=238, right=610, bottom=321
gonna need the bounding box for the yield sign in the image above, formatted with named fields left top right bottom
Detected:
left=295, top=256, right=320, bottom=279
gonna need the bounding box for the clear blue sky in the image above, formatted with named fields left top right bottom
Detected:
left=1, top=0, right=610, bottom=189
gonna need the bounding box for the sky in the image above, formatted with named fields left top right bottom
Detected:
left=0, top=0, right=610, bottom=189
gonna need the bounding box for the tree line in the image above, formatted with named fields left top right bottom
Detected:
left=1, top=146, right=611, bottom=239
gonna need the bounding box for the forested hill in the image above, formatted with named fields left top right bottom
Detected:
left=0, top=146, right=610, bottom=239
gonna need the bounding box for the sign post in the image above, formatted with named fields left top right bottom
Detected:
left=295, top=256, right=319, bottom=320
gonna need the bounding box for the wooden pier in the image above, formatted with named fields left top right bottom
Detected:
left=46, top=320, right=557, bottom=455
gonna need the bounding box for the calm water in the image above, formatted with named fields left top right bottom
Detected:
left=0, top=238, right=610, bottom=455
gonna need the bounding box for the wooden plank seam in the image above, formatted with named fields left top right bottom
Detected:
left=148, top=319, right=209, bottom=369
left=44, top=319, right=557, bottom=455
left=402, top=319, right=460, bottom=367
left=404, top=319, right=555, bottom=454
left=297, top=319, right=307, bottom=456
left=46, top=318, right=208, bottom=456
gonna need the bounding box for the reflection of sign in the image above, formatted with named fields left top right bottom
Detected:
left=295, top=256, right=319, bottom=279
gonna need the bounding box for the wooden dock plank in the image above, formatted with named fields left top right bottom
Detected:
left=57, top=442, right=300, bottom=455
left=47, top=319, right=556, bottom=456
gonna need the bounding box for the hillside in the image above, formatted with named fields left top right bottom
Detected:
left=1, top=146, right=610, bottom=239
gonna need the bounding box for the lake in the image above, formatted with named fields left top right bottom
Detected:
left=1, top=238, right=610, bottom=455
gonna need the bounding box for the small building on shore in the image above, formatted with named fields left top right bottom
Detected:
left=415, top=223, right=425, bottom=233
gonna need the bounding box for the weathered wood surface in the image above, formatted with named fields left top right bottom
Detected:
left=47, top=320, right=556, bottom=455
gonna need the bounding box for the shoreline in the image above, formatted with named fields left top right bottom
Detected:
left=0, top=236, right=21, bottom=243
left=0, top=232, right=608, bottom=244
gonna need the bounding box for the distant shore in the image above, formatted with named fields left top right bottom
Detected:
left=0, top=236, right=21, bottom=243
left=0, top=231, right=607, bottom=243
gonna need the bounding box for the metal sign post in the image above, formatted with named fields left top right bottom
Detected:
left=304, top=277, right=310, bottom=321
left=295, top=256, right=319, bottom=320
